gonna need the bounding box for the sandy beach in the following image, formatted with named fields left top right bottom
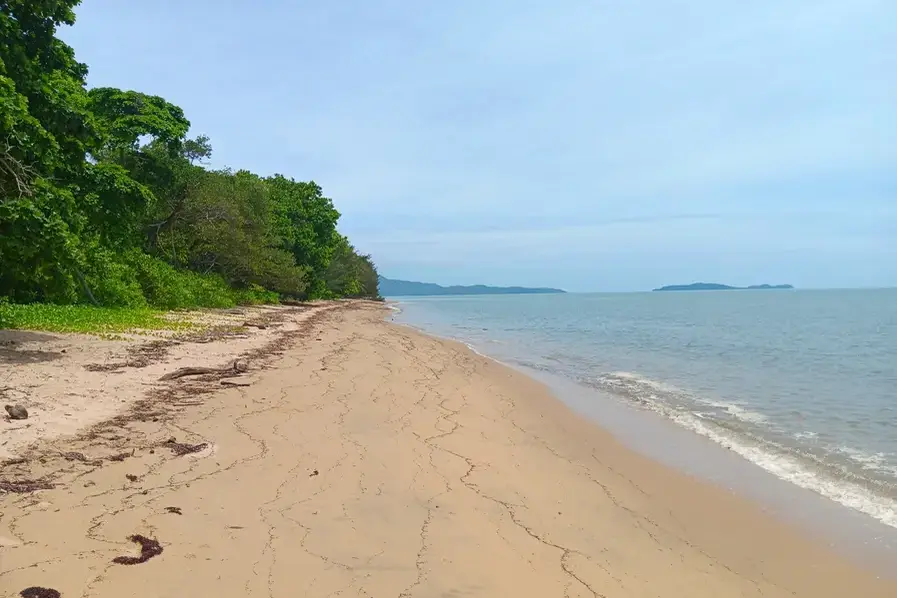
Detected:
left=1, top=302, right=893, bottom=597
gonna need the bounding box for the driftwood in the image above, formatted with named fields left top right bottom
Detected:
left=158, top=360, right=248, bottom=382
left=158, top=366, right=219, bottom=381
left=220, top=379, right=251, bottom=387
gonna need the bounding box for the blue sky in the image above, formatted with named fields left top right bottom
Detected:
left=61, top=0, right=895, bottom=292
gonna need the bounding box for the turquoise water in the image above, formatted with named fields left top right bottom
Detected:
left=391, top=289, right=897, bottom=529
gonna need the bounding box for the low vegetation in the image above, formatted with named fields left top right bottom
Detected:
left=0, top=300, right=182, bottom=334
left=0, top=1, right=379, bottom=331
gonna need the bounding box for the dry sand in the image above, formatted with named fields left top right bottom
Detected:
left=1, top=302, right=893, bottom=597
left=0, top=303, right=329, bottom=460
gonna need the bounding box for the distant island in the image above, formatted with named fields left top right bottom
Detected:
left=653, top=283, right=794, bottom=292
left=379, top=277, right=566, bottom=297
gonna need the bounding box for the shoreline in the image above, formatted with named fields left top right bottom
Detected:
left=392, top=314, right=897, bottom=574
left=520, top=366, right=897, bottom=571
left=387, top=299, right=897, bottom=557
left=2, top=302, right=894, bottom=596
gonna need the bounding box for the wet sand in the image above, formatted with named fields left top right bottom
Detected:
left=1, top=302, right=893, bottom=597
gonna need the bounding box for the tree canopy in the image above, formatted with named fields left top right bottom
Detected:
left=0, top=0, right=379, bottom=307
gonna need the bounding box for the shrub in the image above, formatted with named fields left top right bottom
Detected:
left=233, top=284, right=280, bottom=305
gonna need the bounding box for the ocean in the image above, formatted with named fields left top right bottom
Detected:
left=390, top=288, right=897, bottom=531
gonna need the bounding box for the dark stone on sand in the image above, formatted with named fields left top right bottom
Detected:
left=5, top=404, right=28, bottom=420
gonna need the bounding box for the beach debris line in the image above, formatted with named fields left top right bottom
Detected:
left=61, top=451, right=103, bottom=466
left=5, top=404, right=28, bottom=420
left=107, top=450, right=133, bottom=462
left=19, top=587, right=61, bottom=598
left=158, top=359, right=248, bottom=381
left=0, top=479, right=54, bottom=493
left=112, top=534, right=163, bottom=565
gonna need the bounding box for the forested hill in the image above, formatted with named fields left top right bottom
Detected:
left=379, top=277, right=566, bottom=297
left=0, top=3, right=378, bottom=309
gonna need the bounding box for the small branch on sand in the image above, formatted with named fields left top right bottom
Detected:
left=220, top=379, right=251, bottom=387
left=158, top=359, right=248, bottom=381
left=158, top=366, right=219, bottom=381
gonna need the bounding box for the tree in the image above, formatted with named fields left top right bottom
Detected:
left=0, top=0, right=100, bottom=302
left=87, top=87, right=189, bottom=156
left=151, top=168, right=308, bottom=296
left=324, top=235, right=380, bottom=299
left=85, top=88, right=193, bottom=249
left=1, top=0, right=378, bottom=308
left=266, top=176, right=341, bottom=298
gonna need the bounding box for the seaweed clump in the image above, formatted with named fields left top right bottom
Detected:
left=0, top=479, right=54, bottom=493
left=112, top=534, right=163, bottom=565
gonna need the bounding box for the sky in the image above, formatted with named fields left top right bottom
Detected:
left=60, top=0, right=895, bottom=292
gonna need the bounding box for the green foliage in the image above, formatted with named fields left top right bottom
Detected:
left=81, top=245, right=147, bottom=308
left=169, top=170, right=305, bottom=291
left=324, top=235, right=380, bottom=299
left=233, top=284, right=280, bottom=306
left=266, top=176, right=341, bottom=298
left=87, top=87, right=189, bottom=154
left=0, top=296, right=9, bottom=328
left=0, top=1, right=378, bottom=317
left=126, top=251, right=271, bottom=310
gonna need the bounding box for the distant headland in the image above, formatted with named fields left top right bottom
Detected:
left=653, top=282, right=795, bottom=292
left=379, top=276, right=566, bottom=297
